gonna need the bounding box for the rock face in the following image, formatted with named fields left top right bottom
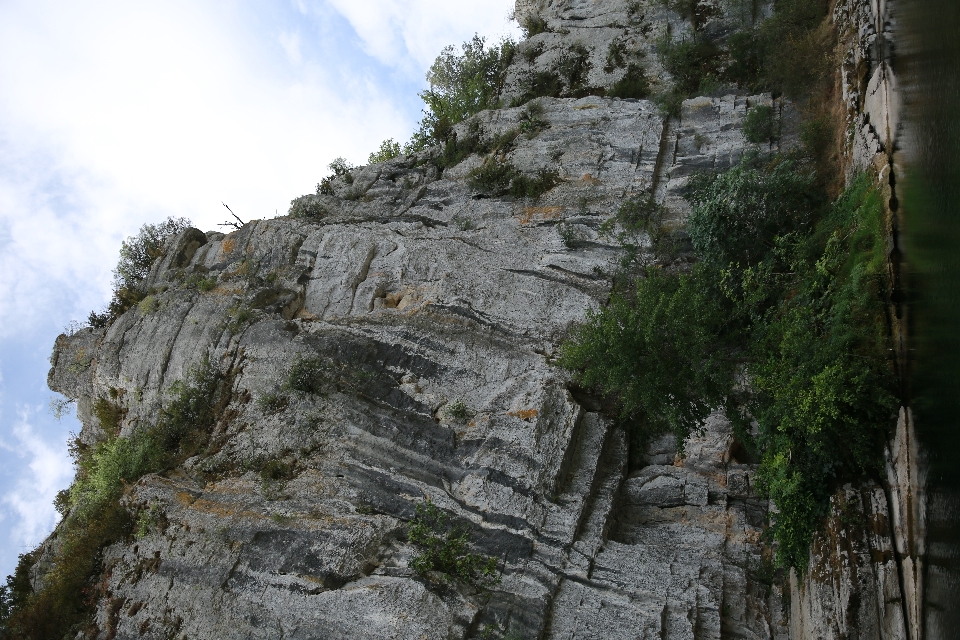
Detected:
left=42, top=1, right=915, bottom=639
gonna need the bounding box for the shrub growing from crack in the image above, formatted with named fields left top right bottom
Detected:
left=743, top=104, right=777, bottom=144
left=446, top=399, right=474, bottom=421
left=408, top=500, right=500, bottom=587
left=1, top=359, right=228, bottom=638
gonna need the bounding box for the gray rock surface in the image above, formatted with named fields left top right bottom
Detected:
left=39, top=0, right=915, bottom=638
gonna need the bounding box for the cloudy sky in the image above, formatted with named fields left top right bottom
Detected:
left=0, top=0, right=520, bottom=582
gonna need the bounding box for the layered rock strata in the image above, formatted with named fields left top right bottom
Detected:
left=40, top=0, right=916, bottom=638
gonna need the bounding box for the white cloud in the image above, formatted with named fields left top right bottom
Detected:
left=0, top=0, right=412, bottom=339
left=0, top=407, right=72, bottom=553
left=279, top=30, right=303, bottom=65
left=321, top=0, right=521, bottom=74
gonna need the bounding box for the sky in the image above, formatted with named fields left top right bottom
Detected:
left=0, top=0, right=521, bottom=582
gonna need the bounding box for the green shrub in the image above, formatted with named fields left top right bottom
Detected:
left=725, top=29, right=764, bottom=89
left=87, top=216, right=191, bottom=327
left=517, top=102, right=548, bottom=138
left=467, top=159, right=560, bottom=200
left=134, top=500, right=167, bottom=539
left=137, top=294, right=159, bottom=314
left=185, top=272, right=218, bottom=291
left=114, top=217, right=190, bottom=292
left=604, top=38, right=627, bottom=73
left=315, top=157, right=356, bottom=195
left=560, top=265, right=737, bottom=438
left=511, top=169, right=561, bottom=200
left=686, top=154, right=820, bottom=269
left=286, top=355, right=333, bottom=395
left=521, top=42, right=544, bottom=63
left=555, top=44, right=593, bottom=95
left=562, top=158, right=897, bottom=571
left=408, top=500, right=500, bottom=587
left=656, top=34, right=722, bottom=98
left=258, top=390, right=289, bottom=414
left=467, top=157, right=520, bottom=195
left=289, top=195, right=329, bottom=220
left=260, top=458, right=295, bottom=483
left=558, top=222, right=578, bottom=248
left=511, top=69, right=565, bottom=105
left=608, top=63, right=650, bottom=99
left=743, top=104, right=777, bottom=144
left=368, top=138, right=402, bottom=164
left=1, top=359, right=226, bottom=638
left=92, top=397, right=126, bottom=436
left=407, top=35, right=516, bottom=152
left=520, top=14, right=549, bottom=38
left=434, top=120, right=488, bottom=170
left=446, top=399, right=474, bottom=422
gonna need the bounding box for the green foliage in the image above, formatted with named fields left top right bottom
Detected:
left=467, top=158, right=560, bottom=200
left=289, top=195, right=329, bottom=220
left=258, top=390, right=289, bottom=414
left=137, top=294, right=159, bottom=314
left=2, top=359, right=226, bottom=638
left=608, top=63, right=650, bottom=99
left=600, top=194, right=676, bottom=269
left=260, top=458, right=295, bottom=483
left=315, top=157, right=356, bottom=195
left=656, top=34, right=721, bottom=98
left=758, top=0, right=832, bottom=99
left=226, top=305, right=253, bottom=333
left=520, top=14, right=549, bottom=38
left=446, top=399, right=474, bottom=422
left=555, top=44, right=592, bottom=95
left=517, top=102, right=548, bottom=138
left=558, top=222, right=578, bottom=248
left=560, top=265, right=738, bottom=439
left=686, top=154, right=820, bottom=269
left=185, top=272, right=218, bottom=291
left=604, top=39, right=627, bottom=73
left=408, top=35, right=516, bottom=152
left=368, top=138, right=402, bottom=164
left=88, top=216, right=191, bottom=328
left=434, top=120, right=489, bottom=171
left=92, top=397, right=126, bottom=436
left=743, top=104, right=777, bottom=144
left=562, top=158, right=896, bottom=571
left=287, top=356, right=330, bottom=394
left=467, top=157, right=520, bottom=195
left=408, top=501, right=500, bottom=587
left=512, top=43, right=596, bottom=105
left=134, top=500, right=167, bottom=539
left=114, top=217, right=190, bottom=293
left=510, top=168, right=561, bottom=200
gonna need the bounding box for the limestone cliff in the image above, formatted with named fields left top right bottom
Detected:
left=34, top=0, right=919, bottom=638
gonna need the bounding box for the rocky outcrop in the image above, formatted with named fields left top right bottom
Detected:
left=40, top=0, right=919, bottom=638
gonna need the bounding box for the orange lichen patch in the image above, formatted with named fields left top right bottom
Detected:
left=579, top=174, right=601, bottom=186
left=508, top=408, right=538, bottom=421
left=222, top=237, right=236, bottom=254
left=187, top=497, right=266, bottom=521
left=175, top=491, right=198, bottom=506
left=519, top=206, right=564, bottom=225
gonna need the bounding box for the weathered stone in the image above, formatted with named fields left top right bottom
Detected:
left=37, top=0, right=915, bottom=638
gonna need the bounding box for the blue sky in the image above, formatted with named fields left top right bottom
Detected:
left=0, top=0, right=520, bottom=581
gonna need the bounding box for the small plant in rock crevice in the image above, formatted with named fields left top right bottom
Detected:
left=446, top=399, right=474, bottom=422
left=558, top=222, right=579, bottom=248
left=408, top=500, right=500, bottom=587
